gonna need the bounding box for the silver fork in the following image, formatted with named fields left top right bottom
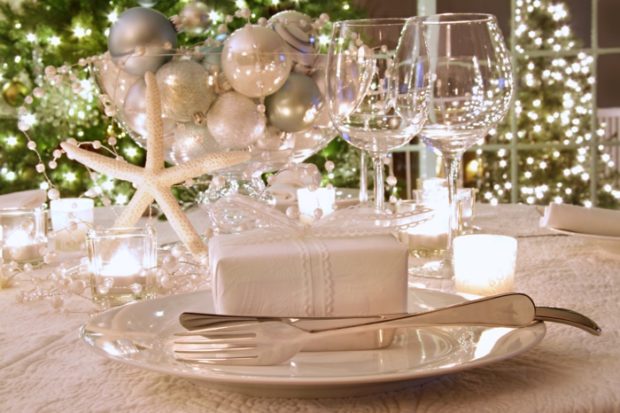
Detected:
left=173, top=293, right=601, bottom=366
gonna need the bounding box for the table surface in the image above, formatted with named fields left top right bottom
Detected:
left=1, top=204, right=619, bottom=412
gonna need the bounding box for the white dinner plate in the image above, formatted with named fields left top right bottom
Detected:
left=81, top=288, right=546, bottom=397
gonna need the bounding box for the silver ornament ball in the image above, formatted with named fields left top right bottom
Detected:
left=108, top=7, right=177, bottom=76
left=265, top=73, right=323, bottom=133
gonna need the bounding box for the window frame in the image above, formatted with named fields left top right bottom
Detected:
left=398, top=0, right=620, bottom=205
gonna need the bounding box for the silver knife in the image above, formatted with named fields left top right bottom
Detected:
left=179, top=293, right=601, bottom=335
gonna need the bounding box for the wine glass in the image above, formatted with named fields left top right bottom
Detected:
left=420, top=13, right=513, bottom=243
left=327, top=17, right=429, bottom=211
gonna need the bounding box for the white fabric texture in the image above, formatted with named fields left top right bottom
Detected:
left=210, top=232, right=408, bottom=317
left=0, top=189, right=46, bottom=208
left=540, top=202, right=620, bottom=237
left=1, top=204, right=619, bottom=412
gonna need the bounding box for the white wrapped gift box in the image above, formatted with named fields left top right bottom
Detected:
left=208, top=231, right=409, bottom=350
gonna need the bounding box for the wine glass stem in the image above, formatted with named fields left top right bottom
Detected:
left=442, top=153, right=462, bottom=248
left=359, top=151, right=369, bottom=204
left=373, top=154, right=385, bottom=211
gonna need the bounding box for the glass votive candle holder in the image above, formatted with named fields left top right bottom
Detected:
left=87, top=226, right=157, bottom=307
left=397, top=198, right=451, bottom=279
left=456, top=188, right=477, bottom=234
left=0, top=206, right=47, bottom=264
left=453, top=234, right=518, bottom=296
left=412, top=186, right=476, bottom=235
left=397, top=198, right=450, bottom=258
left=50, top=198, right=94, bottom=252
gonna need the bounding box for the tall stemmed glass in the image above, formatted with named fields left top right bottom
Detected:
left=421, top=14, right=513, bottom=243
left=327, top=18, right=429, bottom=211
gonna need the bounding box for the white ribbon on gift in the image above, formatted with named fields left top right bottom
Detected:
left=207, top=194, right=432, bottom=242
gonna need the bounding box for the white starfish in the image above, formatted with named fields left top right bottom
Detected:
left=62, top=71, right=249, bottom=257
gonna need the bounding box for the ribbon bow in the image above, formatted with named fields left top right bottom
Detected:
left=207, top=194, right=432, bottom=242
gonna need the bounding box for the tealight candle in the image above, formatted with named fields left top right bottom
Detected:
left=398, top=205, right=450, bottom=253
left=420, top=177, right=448, bottom=192
left=297, top=187, right=335, bottom=222
left=453, top=234, right=518, bottom=296
left=87, top=226, right=157, bottom=307
left=50, top=198, right=94, bottom=252
left=0, top=207, right=47, bottom=264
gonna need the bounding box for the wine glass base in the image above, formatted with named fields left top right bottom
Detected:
left=201, top=174, right=275, bottom=206
left=407, top=255, right=453, bottom=280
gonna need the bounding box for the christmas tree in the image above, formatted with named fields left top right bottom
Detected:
left=0, top=0, right=363, bottom=203
left=472, top=0, right=620, bottom=208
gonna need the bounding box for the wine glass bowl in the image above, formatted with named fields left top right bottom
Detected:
left=327, top=18, right=430, bottom=210
left=420, top=13, right=513, bottom=234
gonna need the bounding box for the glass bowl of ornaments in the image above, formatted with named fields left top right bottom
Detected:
left=89, top=7, right=341, bottom=205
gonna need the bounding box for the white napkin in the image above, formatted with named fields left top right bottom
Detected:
left=540, top=203, right=620, bottom=237
left=267, top=164, right=321, bottom=203
left=0, top=189, right=46, bottom=209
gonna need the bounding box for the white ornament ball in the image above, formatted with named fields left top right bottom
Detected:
left=168, top=122, right=219, bottom=164
left=221, top=25, right=292, bottom=97
left=123, top=78, right=175, bottom=141
left=156, top=60, right=215, bottom=122
left=269, top=10, right=318, bottom=68
left=179, top=2, right=209, bottom=34
left=207, top=92, right=266, bottom=149
left=268, top=10, right=314, bottom=33
left=93, top=52, right=140, bottom=110
left=255, top=126, right=285, bottom=151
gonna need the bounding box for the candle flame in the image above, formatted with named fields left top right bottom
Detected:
left=100, top=247, right=142, bottom=277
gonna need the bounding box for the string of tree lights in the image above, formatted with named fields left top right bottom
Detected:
left=0, top=0, right=362, bottom=205
left=469, top=0, right=620, bottom=208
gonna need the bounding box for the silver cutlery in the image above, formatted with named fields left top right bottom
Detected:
left=173, top=293, right=601, bottom=366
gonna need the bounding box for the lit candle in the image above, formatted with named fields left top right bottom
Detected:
left=99, top=247, right=142, bottom=278
left=4, top=228, right=46, bottom=263
left=399, top=190, right=451, bottom=254
left=50, top=198, right=94, bottom=252
left=421, top=177, right=447, bottom=192
left=453, top=234, right=518, bottom=296
left=398, top=207, right=450, bottom=253
left=297, top=187, right=336, bottom=222
left=0, top=207, right=47, bottom=264
left=88, top=226, right=157, bottom=307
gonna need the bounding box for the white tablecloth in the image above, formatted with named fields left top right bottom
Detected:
left=1, top=204, right=619, bottom=412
